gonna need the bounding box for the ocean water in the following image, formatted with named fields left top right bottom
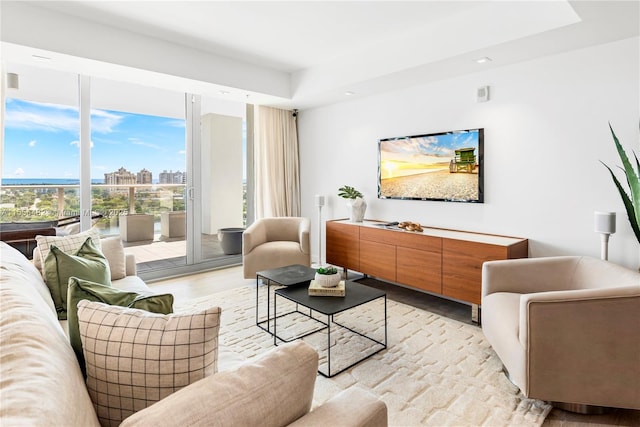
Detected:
left=1, top=178, right=104, bottom=185
left=3, top=178, right=117, bottom=185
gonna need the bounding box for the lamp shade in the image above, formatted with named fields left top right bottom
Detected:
left=594, top=211, right=616, bottom=234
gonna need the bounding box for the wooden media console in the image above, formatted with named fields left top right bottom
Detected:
left=326, top=219, right=528, bottom=322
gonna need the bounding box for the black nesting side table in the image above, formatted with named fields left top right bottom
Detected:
left=255, top=264, right=317, bottom=335
left=273, top=281, right=387, bottom=378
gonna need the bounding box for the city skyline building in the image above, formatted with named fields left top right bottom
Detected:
left=159, top=170, right=186, bottom=184
left=136, top=168, right=152, bottom=184
left=104, top=167, right=135, bottom=185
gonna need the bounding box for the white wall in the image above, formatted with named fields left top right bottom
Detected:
left=299, top=36, right=640, bottom=270
left=201, top=113, right=244, bottom=235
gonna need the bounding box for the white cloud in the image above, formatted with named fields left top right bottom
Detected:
left=70, top=140, right=94, bottom=148
left=166, top=119, right=186, bottom=128
left=91, top=109, right=124, bottom=133
left=14, top=168, right=25, bottom=176
left=129, top=138, right=161, bottom=150
left=178, top=150, right=186, bottom=155
left=28, top=140, right=37, bottom=147
left=4, top=99, right=123, bottom=134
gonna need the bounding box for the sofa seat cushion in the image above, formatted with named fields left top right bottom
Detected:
left=120, top=341, right=318, bottom=427
left=112, top=275, right=153, bottom=294
left=0, top=243, right=100, bottom=427
left=78, top=300, right=221, bottom=427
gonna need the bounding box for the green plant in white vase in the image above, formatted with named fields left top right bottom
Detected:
left=315, top=266, right=341, bottom=287
left=601, top=123, right=640, bottom=244
left=338, top=185, right=367, bottom=222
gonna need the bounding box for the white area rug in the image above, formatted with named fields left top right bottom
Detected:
left=178, top=284, right=552, bottom=426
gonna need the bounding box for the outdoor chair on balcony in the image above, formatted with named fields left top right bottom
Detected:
left=242, top=217, right=311, bottom=279
left=0, top=214, right=103, bottom=259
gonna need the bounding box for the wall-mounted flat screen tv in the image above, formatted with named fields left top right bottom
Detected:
left=378, top=128, right=484, bottom=203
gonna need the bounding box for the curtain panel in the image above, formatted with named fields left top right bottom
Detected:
left=254, top=106, right=301, bottom=218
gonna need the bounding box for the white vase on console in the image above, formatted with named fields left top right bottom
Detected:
left=347, top=197, right=367, bottom=222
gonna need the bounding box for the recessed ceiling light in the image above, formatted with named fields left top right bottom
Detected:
left=32, top=54, right=51, bottom=62
left=219, top=90, right=230, bottom=95
left=475, top=57, right=492, bottom=64
left=345, top=91, right=355, bottom=96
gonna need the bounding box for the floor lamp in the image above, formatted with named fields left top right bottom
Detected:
left=594, top=211, right=616, bottom=261
left=315, top=194, right=325, bottom=267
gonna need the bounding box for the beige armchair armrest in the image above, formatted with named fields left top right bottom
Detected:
left=289, top=387, right=388, bottom=427
left=298, top=217, right=310, bottom=255
left=242, top=220, right=267, bottom=255
left=518, top=286, right=640, bottom=405
left=482, top=256, right=580, bottom=297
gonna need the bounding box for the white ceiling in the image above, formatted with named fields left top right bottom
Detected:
left=2, top=1, right=639, bottom=110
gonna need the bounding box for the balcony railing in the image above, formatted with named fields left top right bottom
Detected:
left=0, top=183, right=186, bottom=237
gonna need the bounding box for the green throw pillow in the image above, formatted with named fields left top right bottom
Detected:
left=44, top=237, right=111, bottom=320
left=67, top=277, right=174, bottom=375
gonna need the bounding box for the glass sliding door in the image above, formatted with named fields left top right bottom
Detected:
left=2, top=64, right=80, bottom=234
left=191, top=96, right=247, bottom=264
left=2, top=62, right=251, bottom=277
left=90, top=77, right=187, bottom=275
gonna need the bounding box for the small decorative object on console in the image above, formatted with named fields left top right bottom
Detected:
left=398, top=221, right=424, bottom=232
left=338, top=185, right=367, bottom=222
left=314, top=266, right=341, bottom=287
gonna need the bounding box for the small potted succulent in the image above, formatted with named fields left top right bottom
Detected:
left=314, top=266, right=341, bottom=288
left=338, top=185, right=367, bottom=222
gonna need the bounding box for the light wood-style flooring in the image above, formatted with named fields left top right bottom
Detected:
left=149, top=266, right=640, bottom=427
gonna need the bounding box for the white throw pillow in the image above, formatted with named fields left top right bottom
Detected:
left=77, top=300, right=221, bottom=427
left=99, top=236, right=127, bottom=280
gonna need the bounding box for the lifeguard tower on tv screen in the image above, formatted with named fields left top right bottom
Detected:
left=449, top=147, right=477, bottom=173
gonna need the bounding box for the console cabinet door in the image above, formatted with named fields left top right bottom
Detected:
left=396, top=233, right=442, bottom=294
left=360, top=240, right=396, bottom=282
left=442, top=239, right=505, bottom=305
left=326, top=221, right=360, bottom=271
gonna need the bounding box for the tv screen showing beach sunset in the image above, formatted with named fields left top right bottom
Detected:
left=378, top=128, right=483, bottom=203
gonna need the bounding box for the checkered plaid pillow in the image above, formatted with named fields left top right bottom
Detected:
left=77, top=300, right=221, bottom=427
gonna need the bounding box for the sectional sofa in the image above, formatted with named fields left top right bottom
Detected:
left=0, top=237, right=387, bottom=426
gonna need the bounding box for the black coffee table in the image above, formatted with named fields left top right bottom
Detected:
left=273, top=281, right=387, bottom=378
left=255, top=264, right=317, bottom=335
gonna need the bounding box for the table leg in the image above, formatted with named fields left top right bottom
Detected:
left=327, top=313, right=332, bottom=377
left=273, top=292, right=278, bottom=346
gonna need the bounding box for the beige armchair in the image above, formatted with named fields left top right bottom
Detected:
left=243, top=217, right=311, bottom=279
left=481, top=256, right=640, bottom=412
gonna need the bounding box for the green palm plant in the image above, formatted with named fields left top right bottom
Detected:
left=601, top=123, right=640, bottom=243
left=338, top=185, right=363, bottom=199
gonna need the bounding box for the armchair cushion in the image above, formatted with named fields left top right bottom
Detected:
left=243, top=217, right=311, bottom=278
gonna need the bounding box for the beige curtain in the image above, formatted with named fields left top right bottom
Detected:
left=254, top=106, right=301, bottom=218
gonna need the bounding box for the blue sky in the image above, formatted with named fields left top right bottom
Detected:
left=380, top=129, right=479, bottom=164
left=3, top=98, right=186, bottom=180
